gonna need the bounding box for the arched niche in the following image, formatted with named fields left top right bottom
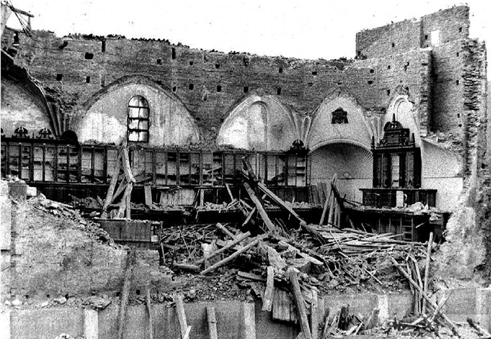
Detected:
left=217, top=94, right=299, bottom=151
left=1, top=78, right=53, bottom=138
left=307, top=92, right=373, bottom=151
left=72, top=76, right=199, bottom=146
left=386, top=93, right=421, bottom=146
left=310, top=141, right=373, bottom=203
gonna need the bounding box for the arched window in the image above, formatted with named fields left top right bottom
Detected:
left=128, top=96, right=149, bottom=142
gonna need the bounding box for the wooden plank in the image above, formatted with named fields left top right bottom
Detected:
left=422, top=232, right=433, bottom=314
left=391, top=258, right=461, bottom=337
left=195, top=231, right=250, bottom=265
left=288, top=268, right=312, bottom=339
left=144, top=185, right=152, bottom=208
left=174, top=294, right=188, bottom=339
left=311, top=289, right=319, bottom=339
left=262, top=266, right=275, bottom=312
left=84, top=309, right=98, bottom=339
left=117, top=249, right=136, bottom=339
left=101, top=151, right=122, bottom=218
left=121, top=147, right=136, bottom=183
left=200, top=235, right=266, bottom=275
left=145, top=287, right=154, bottom=339
left=243, top=182, right=277, bottom=233
left=207, top=306, right=218, bottom=339
left=216, top=222, right=237, bottom=240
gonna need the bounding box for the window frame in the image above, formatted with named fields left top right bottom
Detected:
left=127, top=95, right=150, bottom=143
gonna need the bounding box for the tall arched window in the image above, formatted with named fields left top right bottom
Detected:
left=128, top=96, right=150, bottom=142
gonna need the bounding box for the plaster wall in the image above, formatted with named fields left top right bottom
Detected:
left=307, top=92, right=373, bottom=151
left=218, top=94, right=299, bottom=151
left=74, top=82, right=199, bottom=146
left=310, top=143, right=373, bottom=203
left=421, top=140, right=463, bottom=210
left=1, top=78, right=51, bottom=137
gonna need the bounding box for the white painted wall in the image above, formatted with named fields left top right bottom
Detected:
left=75, top=83, right=199, bottom=146
left=1, top=79, right=51, bottom=137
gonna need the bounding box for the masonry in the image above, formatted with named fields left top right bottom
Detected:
left=1, top=4, right=490, bottom=338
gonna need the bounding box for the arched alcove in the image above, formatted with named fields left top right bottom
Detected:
left=73, top=76, right=199, bottom=146
left=218, top=93, right=299, bottom=151
left=310, top=142, right=373, bottom=203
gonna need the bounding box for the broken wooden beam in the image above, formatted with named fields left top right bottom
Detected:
left=200, top=234, right=266, bottom=275
left=117, top=249, right=136, bottom=339
left=288, top=267, right=312, bottom=339
left=174, top=294, right=188, bottom=339
left=195, top=231, right=251, bottom=265
left=262, top=266, right=274, bottom=312
left=243, top=182, right=277, bottom=233
left=207, top=306, right=218, bottom=339
left=391, top=257, right=462, bottom=337
left=145, top=286, right=154, bottom=339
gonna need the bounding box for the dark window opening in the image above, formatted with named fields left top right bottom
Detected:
left=425, top=34, right=428, bottom=40
left=391, top=42, right=395, bottom=48
left=387, top=89, right=391, bottom=96
left=387, top=65, right=391, bottom=70
left=189, top=61, right=194, bottom=66
left=276, top=87, right=281, bottom=95
left=217, top=85, right=222, bottom=92
left=456, top=80, right=459, bottom=85
left=172, top=86, right=177, bottom=93
left=370, top=69, right=374, bottom=73
left=101, top=40, right=106, bottom=52
left=243, top=57, right=249, bottom=67
left=85, top=52, right=94, bottom=60
left=128, top=95, right=150, bottom=143
left=157, top=59, right=162, bottom=65
left=331, top=108, right=348, bottom=124
left=457, top=114, right=461, bottom=118
left=56, top=74, right=63, bottom=81
left=171, top=48, right=176, bottom=60
left=368, top=80, right=374, bottom=85
left=456, top=52, right=460, bottom=57
left=459, top=27, right=463, bottom=33
left=244, top=86, right=249, bottom=93
left=279, top=67, right=283, bottom=73
left=100, top=75, right=105, bottom=87
left=86, top=76, right=90, bottom=83
left=215, top=63, right=220, bottom=69
left=312, top=71, right=317, bottom=76
left=189, top=84, right=194, bottom=90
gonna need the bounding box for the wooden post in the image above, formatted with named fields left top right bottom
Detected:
left=174, top=294, right=188, bottom=339
left=145, top=287, right=154, bottom=339
left=288, top=268, right=312, bottom=339
left=101, top=151, right=122, bottom=218
left=207, top=306, right=218, bottom=339
left=84, top=309, right=98, bottom=339
left=262, top=266, right=274, bottom=312
left=117, top=249, right=136, bottom=339
left=422, top=232, right=433, bottom=315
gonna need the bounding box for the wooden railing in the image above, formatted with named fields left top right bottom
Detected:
left=360, top=188, right=437, bottom=208
left=0, top=138, right=308, bottom=188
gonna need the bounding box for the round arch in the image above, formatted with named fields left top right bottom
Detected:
left=310, top=141, right=373, bottom=203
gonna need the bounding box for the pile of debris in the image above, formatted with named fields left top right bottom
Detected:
left=155, top=157, right=483, bottom=338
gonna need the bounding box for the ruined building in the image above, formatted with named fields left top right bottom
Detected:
left=2, top=4, right=491, bottom=338
left=1, top=6, right=488, bottom=265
